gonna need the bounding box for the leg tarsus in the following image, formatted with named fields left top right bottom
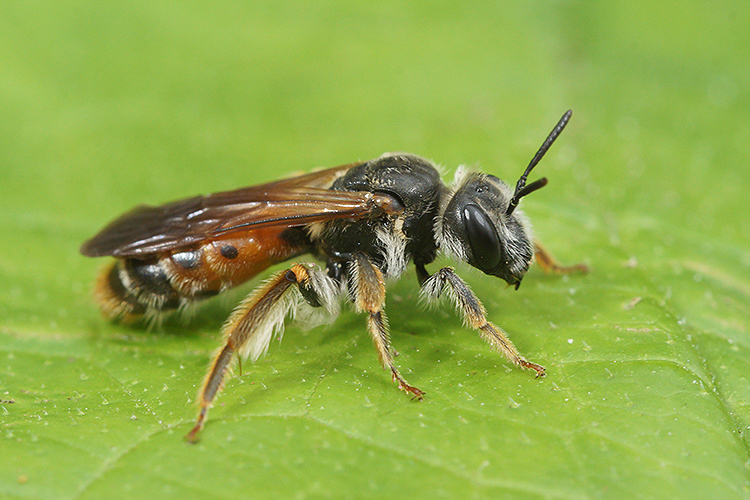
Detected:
left=391, top=368, right=425, bottom=399
left=518, top=359, right=546, bottom=378
left=185, top=406, right=208, bottom=443
left=534, top=241, right=589, bottom=274
left=185, top=343, right=235, bottom=442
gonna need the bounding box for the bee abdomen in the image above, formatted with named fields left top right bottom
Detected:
left=94, top=257, right=187, bottom=322
left=92, top=232, right=308, bottom=322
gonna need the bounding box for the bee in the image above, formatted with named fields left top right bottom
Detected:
left=81, top=110, right=587, bottom=441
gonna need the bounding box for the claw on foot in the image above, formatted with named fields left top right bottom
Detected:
left=520, top=360, right=546, bottom=378
left=185, top=407, right=207, bottom=444
left=391, top=370, right=425, bottom=400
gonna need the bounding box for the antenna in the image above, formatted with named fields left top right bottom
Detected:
left=506, top=109, right=572, bottom=215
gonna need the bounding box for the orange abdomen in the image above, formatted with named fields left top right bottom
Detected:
left=95, top=227, right=310, bottom=321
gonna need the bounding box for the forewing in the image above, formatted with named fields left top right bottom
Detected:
left=80, top=162, right=389, bottom=257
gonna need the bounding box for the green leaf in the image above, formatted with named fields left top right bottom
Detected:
left=2, top=1, right=749, bottom=499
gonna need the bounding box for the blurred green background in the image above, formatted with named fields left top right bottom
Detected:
left=2, top=1, right=749, bottom=499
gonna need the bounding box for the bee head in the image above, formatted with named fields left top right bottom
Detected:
left=438, top=110, right=572, bottom=289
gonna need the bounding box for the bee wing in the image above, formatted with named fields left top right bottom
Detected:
left=80, top=162, right=393, bottom=257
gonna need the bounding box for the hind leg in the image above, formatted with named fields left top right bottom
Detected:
left=186, top=263, right=338, bottom=442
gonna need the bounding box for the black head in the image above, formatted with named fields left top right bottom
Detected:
left=438, top=110, right=572, bottom=288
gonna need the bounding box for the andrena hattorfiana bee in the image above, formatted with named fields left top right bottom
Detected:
left=81, top=110, right=588, bottom=441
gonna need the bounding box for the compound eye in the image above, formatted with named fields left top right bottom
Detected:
left=462, top=204, right=501, bottom=273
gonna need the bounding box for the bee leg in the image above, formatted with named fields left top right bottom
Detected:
left=415, top=262, right=431, bottom=287
left=186, top=263, right=338, bottom=443
left=350, top=252, right=425, bottom=399
left=533, top=241, right=589, bottom=274
left=420, top=267, right=546, bottom=377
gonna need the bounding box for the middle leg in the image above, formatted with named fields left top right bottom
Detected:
left=349, top=252, right=424, bottom=399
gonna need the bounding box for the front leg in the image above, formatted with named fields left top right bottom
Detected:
left=350, top=252, right=424, bottom=399
left=420, top=267, right=545, bottom=377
